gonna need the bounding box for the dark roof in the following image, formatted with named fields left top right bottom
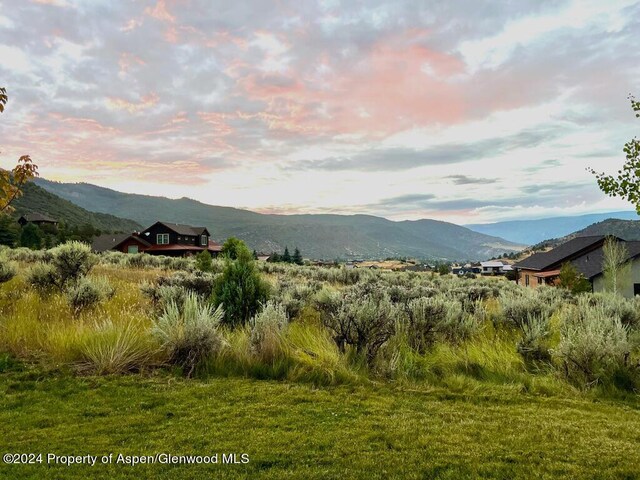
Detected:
left=571, top=240, right=640, bottom=279
left=19, top=213, right=56, bottom=223
left=514, top=236, right=607, bottom=271
left=91, top=233, right=131, bottom=252
left=155, top=222, right=209, bottom=236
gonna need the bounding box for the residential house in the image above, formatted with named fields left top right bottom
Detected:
left=92, top=221, right=222, bottom=257
left=480, top=261, right=509, bottom=275
left=514, top=235, right=640, bottom=297
left=18, top=213, right=58, bottom=228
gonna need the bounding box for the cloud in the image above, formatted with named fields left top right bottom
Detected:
left=446, top=175, right=489, bottom=185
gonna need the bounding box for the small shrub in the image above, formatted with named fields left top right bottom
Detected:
left=50, top=241, right=96, bottom=286
left=66, top=276, right=114, bottom=313
left=516, top=313, right=552, bottom=364
left=0, top=259, right=16, bottom=283
left=26, top=262, right=59, bottom=293
left=152, top=292, right=226, bottom=376
left=195, top=250, right=213, bottom=272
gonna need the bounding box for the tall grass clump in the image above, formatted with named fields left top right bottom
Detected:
left=249, top=301, right=288, bottom=364
left=0, top=258, right=17, bottom=283
left=152, top=292, right=226, bottom=376
left=78, top=320, right=156, bottom=374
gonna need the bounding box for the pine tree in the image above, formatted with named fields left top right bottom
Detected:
left=292, top=247, right=303, bottom=265
left=20, top=223, right=42, bottom=249
left=0, top=214, right=19, bottom=246
left=282, top=246, right=292, bottom=263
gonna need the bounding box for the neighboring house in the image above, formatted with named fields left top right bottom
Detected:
left=514, top=235, right=640, bottom=297
left=480, top=261, right=509, bottom=275
left=452, top=265, right=481, bottom=275
left=91, top=221, right=222, bottom=257
left=17, top=213, right=58, bottom=228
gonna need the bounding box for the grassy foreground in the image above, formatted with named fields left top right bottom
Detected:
left=1, top=363, right=639, bottom=479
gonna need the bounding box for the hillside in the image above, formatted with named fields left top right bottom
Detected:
left=14, top=182, right=142, bottom=233
left=530, top=218, right=640, bottom=251
left=34, top=178, right=523, bottom=261
left=466, top=211, right=640, bottom=244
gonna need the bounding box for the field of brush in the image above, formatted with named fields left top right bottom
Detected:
left=1, top=243, right=640, bottom=479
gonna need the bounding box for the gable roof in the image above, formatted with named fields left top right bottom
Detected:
left=571, top=240, right=640, bottom=279
left=91, top=233, right=151, bottom=252
left=148, top=221, right=209, bottom=236
left=19, top=212, right=56, bottom=223
left=514, top=236, right=607, bottom=271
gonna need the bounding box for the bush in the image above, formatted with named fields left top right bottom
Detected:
left=516, top=313, right=552, bottom=363
left=66, top=276, right=115, bottom=313
left=26, top=262, right=59, bottom=293
left=152, top=292, right=226, bottom=376
left=554, top=304, right=632, bottom=388
left=213, top=249, right=270, bottom=327
left=0, top=259, right=16, bottom=283
left=50, top=241, right=96, bottom=286
left=195, top=250, right=213, bottom=272
left=249, top=301, right=288, bottom=363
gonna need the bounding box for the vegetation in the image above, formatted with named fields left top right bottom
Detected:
left=602, top=236, right=631, bottom=295
left=558, top=262, right=592, bottom=294
left=590, top=94, right=640, bottom=212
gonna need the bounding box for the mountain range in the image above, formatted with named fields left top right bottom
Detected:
left=32, top=178, right=522, bottom=261
left=465, top=211, right=640, bottom=245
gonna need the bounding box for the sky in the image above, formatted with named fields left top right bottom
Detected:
left=0, top=0, right=639, bottom=225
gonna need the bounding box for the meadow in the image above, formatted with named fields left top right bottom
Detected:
left=1, top=242, right=640, bottom=478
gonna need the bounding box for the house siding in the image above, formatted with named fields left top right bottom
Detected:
left=592, top=257, right=640, bottom=298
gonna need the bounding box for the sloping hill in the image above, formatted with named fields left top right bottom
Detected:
left=13, top=182, right=142, bottom=233
left=34, top=178, right=523, bottom=261
left=466, top=211, right=640, bottom=244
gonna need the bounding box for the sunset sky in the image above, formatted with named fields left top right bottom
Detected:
left=1, top=0, right=639, bottom=224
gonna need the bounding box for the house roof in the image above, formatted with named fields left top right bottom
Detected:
left=145, top=244, right=218, bottom=253
left=514, top=236, right=607, bottom=271
left=155, top=222, right=209, bottom=236
left=571, top=240, right=640, bottom=279
left=481, top=261, right=505, bottom=267
left=208, top=239, right=222, bottom=252
left=91, top=233, right=131, bottom=252
left=19, top=213, right=56, bottom=223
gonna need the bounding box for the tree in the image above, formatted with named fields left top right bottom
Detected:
left=589, top=95, right=640, bottom=211
left=292, top=247, right=303, bottom=265
left=20, top=223, right=42, bottom=249
left=282, top=246, right=291, bottom=263
left=436, top=263, right=450, bottom=275
left=558, top=262, right=592, bottom=294
left=195, top=250, right=213, bottom=272
left=0, top=214, right=19, bottom=246
left=212, top=247, right=270, bottom=327
left=602, top=237, right=631, bottom=295
left=252, top=249, right=258, bottom=260
left=0, top=87, right=38, bottom=213
left=221, top=237, right=249, bottom=260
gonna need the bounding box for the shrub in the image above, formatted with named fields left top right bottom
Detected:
left=554, top=304, right=632, bottom=387
left=26, top=262, right=59, bottom=293
left=249, top=301, right=288, bottom=363
left=516, top=313, right=552, bottom=363
left=500, top=293, right=553, bottom=330
left=49, top=241, right=96, bottom=286
left=152, top=292, right=226, bottom=376
left=0, top=259, right=16, bottom=283
left=66, top=276, right=115, bottom=313
left=221, top=237, right=250, bottom=260
left=213, top=249, right=270, bottom=327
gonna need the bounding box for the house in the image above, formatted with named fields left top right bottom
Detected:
left=480, top=261, right=509, bottom=275
left=513, top=235, right=640, bottom=297
left=92, top=221, right=222, bottom=257
left=18, top=213, right=58, bottom=228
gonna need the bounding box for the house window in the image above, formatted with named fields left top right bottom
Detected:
left=537, top=277, right=543, bottom=285
left=127, top=245, right=138, bottom=254
left=201, top=234, right=207, bottom=246
left=634, top=284, right=640, bottom=296
left=525, top=275, right=530, bottom=286
left=157, top=233, right=169, bottom=245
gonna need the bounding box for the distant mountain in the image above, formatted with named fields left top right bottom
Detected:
left=14, top=182, right=142, bottom=233
left=466, top=211, right=640, bottom=245
left=535, top=218, right=640, bottom=250
left=34, top=178, right=523, bottom=261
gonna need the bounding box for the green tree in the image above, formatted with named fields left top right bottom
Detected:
left=436, top=263, right=450, bottom=275
left=292, top=247, right=303, bottom=265
left=221, top=237, right=249, bottom=260
left=252, top=249, right=258, bottom=260
left=20, top=223, right=42, bottom=249
left=282, top=246, right=291, bottom=263
left=195, top=250, right=213, bottom=272
left=0, top=214, right=19, bottom=246
left=589, top=95, right=640, bottom=211
left=602, top=237, right=631, bottom=295
left=558, top=262, right=592, bottom=294
left=212, top=247, right=270, bottom=327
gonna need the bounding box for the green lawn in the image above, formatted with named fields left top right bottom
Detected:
left=1, top=364, right=640, bottom=479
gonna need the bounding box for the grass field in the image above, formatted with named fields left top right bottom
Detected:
left=2, top=360, right=640, bottom=479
